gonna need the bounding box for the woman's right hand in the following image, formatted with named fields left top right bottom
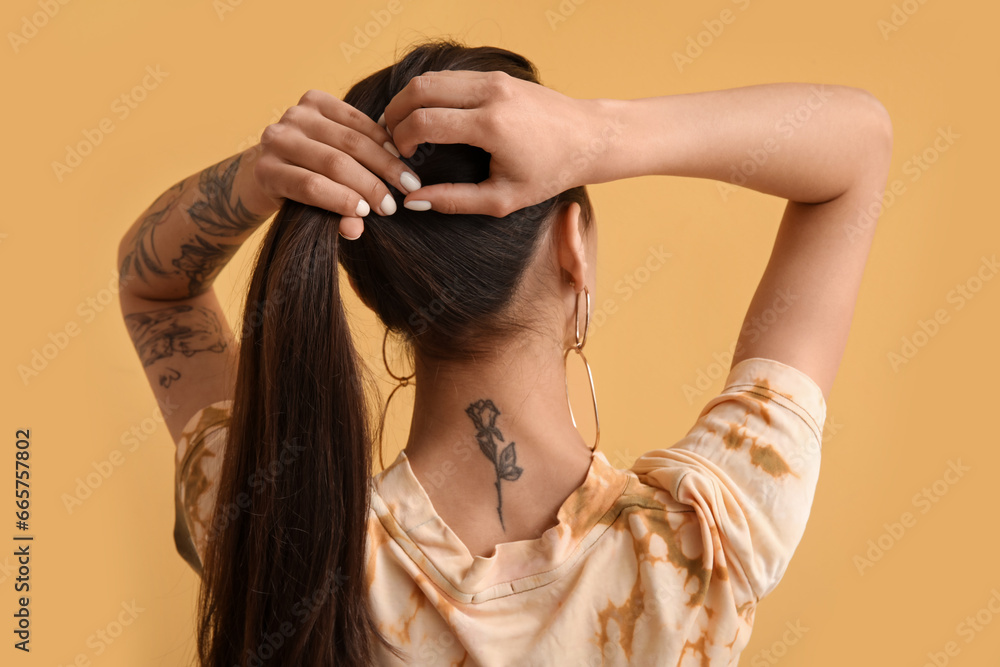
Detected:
left=251, top=89, right=423, bottom=239
left=383, top=70, right=615, bottom=217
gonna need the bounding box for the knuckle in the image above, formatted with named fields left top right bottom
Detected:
left=342, top=104, right=365, bottom=126
left=260, top=123, right=283, bottom=146
left=487, top=71, right=510, bottom=95
left=298, top=89, right=321, bottom=106
left=411, top=107, right=429, bottom=129
left=412, top=74, right=432, bottom=97
left=340, top=129, right=363, bottom=152
left=322, top=150, right=346, bottom=174
left=297, top=174, right=324, bottom=202
left=281, top=104, right=306, bottom=123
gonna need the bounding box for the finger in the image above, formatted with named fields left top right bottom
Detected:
left=295, top=89, right=399, bottom=165
left=260, top=159, right=373, bottom=218
left=383, top=71, right=495, bottom=138
left=381, top=70, right=486, bottom=137
left=390, top=106, right=495, bottom=159
left=403, top=181, right=512, bottom=217
left=294, top=112, right=422, bottom=197
left=338, top=215, right=364, bottom=240
left=277, top=131, right=399, bottom=215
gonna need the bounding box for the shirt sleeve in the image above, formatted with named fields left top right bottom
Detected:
left=628, top=357, right=826, bottom=605
left=173, top=399, right=234, bottom=576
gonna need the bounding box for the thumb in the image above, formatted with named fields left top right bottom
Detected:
left=402, top=180, right=513, bottom=217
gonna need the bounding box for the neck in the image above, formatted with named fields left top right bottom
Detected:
left=402, top=335, right=592, bottom=484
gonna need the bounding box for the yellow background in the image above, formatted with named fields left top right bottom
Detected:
left=3, top=0, right=998, bottom=664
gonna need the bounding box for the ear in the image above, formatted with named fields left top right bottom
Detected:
left=555, top=202, right=587, bottom=291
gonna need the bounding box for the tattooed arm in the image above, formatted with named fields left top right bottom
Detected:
left=117, top=147, right=277, bottom=301
left=116, top=148, right=277, bottom=443
left=118, top=88, right=416, bottom=442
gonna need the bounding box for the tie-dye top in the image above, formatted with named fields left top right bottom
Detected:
left=174, top=356, right=826, bottom=666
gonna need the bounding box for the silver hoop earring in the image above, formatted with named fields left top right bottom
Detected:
left=563, top=286, right=600, bottom=452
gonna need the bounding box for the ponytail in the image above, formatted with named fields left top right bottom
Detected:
left=195, top=38, right=597, bottom=665
left=196, top=199, right=403, bottom=665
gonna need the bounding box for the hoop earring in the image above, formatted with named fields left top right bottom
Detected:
left=564, top=286, right=600, bottom=452
left=377, top=328, right=414, bottom=470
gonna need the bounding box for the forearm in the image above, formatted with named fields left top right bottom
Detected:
left=588, top=83, right=891, bottom=204
left=117, top=146, right=278, bottom=300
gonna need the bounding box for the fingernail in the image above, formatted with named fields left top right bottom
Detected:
left=383, top=140, right=400, bottom=158
left=339, top=230, right=362, bottom=241
left=403, top=200, right=432, bottom=211
left=399, top=171, right=421, bottom=193
left=377, top=112, right=386, bottom=127
left=356, top=199, right=370, bottom=217
left=379, top=193, right=396, bottom=216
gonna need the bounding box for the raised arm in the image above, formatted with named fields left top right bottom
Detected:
left=385, top=75, right=893, bottom=398
left=598, top=84, right=893, bottom=399
left=117, top=148, right=276, bottom=301
left=117, top=89, right=420, bottom=442
left=116, top=147, right=275, bottom=443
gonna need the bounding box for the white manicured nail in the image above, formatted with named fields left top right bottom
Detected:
left=339, top=230, right=361, bottom=241
left=383, top=141, right=400, bottom=158
left=404, top=200, right=432, bottom=211
left=399, top=171, right=421, bottom=193
left=377, top=112, right=386, bottom=126
left=356, top=199, right=370, bottom=217
left=380, top=193, right=396, bottom=216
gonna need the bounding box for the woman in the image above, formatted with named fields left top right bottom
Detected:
left=117, top=40, right=891, bottom=666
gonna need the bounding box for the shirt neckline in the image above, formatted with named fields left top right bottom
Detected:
left=369, top=447, right=631, bottom=602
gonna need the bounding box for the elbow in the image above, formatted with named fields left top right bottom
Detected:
left=810, top=88, right=893, bottom=207
left=855, top=87, right=894, bottom=162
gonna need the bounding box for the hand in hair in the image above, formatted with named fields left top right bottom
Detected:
left=382, top=69, right=605, bottom=217
left=251, top=89, right=423, bottom=239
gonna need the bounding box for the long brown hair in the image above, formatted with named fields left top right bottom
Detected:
left=196, top=39, right=594, bottom=666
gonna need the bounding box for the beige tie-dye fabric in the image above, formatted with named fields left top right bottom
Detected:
left=174, top=356, right=826, bottom=665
